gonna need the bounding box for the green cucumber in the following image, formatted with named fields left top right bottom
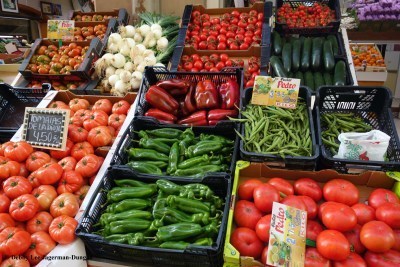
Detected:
left=314, top=72, right=325, bottom=90
left=323, top=40, right=335, bottom=72
left=311, top=37, right=323, bottom=71
left=327, top=35, right=339, bottom=56
left=334, top=60, right=346, bottom=86
left=289, top=36, right=297, bottom=44
left=272, top=31, right=282, bottom=56
left=323, top=72, right=333, bottom=85
left=270, top=56, right=288, bottom=78
left=292, top=39, right=301, bottom=72
left=304, top=71, right=314, bottom=91
left=282, top=43, right=292, bottom=74
left=294, top=71, right=304, bottom=86
left=301, top=37, right=312, bottom=72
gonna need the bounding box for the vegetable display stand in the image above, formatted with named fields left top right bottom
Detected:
left=69, top=8, right=129, bottom=26
left=76, top=167, right=231, bottom=267
left=223, top=160, right=396, bottom=266
left=110, top=116, right=238, bottom=179
left=18, top=37, right=103, bottom=81
left=239, top=87, right=319, bottom=170
left=275, top=0, right=341, bottom=34
left=315, top=86, right=400, bottom=173
left=135, top=66, right=243, bottom=127
left=0, top=82, right=51, bottom=133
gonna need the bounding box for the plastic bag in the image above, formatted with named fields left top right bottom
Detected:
left=335, top=130, right=390, bottom=161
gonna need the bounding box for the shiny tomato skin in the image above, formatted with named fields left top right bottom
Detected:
left=234, top=200, right=262, bottom=230
left=351, top=203, right=375, bottom=225
left=92, top=99, right=112, bottom=114
left=253, top=183, right=280, bottom=213
left=267, top=177, right=294, bottom=198
left=3, top=176, right=32, bottom=200
left=9, top=194, right=40, bottom=222
left=300, top=195, right=318, bottom=220
left=321, top=202, right=357, bottom=232
left=344, top=224, right=365, bottom=254
left=112, top=100, right=130, bottom=115
left=26, top=151, right=51, bottom=172
left=71, top=141, right=94, bottom=161
left=87, top=126, right=113, bottom=147
left=307, top=220, right=324, bottom=243
left=26, top=211, right=53, bottom=234
left=364, top=250, right=400, bottom=267
left=0, top=256, right=30, bottom=267
left=58, top=156, right=77, bottom=171
left=3, top=141, right=33, bottom=163
left=0, top=194, right=10, bottom=213
left=375, top=202, right=400, bottom=229
left=393, top=230, right=400, bottom=252
left=50, top=193, right=79, bottom=218
left=24, top=231, right=56, bottom=265
left=255, top=214, right=271, bottom=242
left=32, top=185, right=58, bottom=211
left=0, top=227, right=31, bottom=256
left=35, top=162, right=63, bottom=185
left=75, top=154, right=101, bottom=178
left=305, top=247, right=331, bottom=267
left=360, top=220, right=395, bottom=253
left=57, top=170, right=84, bottom=194
left=368, top=188, right=400, bottom=209
left=294, top=178, right=322, bottom=202
left=281, top=195, right=307, bottom=211
left=237, top=179, right=263, bottom=201
left=316, top=230, right=350, bottom=261
left=333, top=252, right=366, bottom=267
left=0, top=213, right=15, bottom=232
left=48, top=215, right=78, bottom=245
left=323, top=179, right=359, bottom=206
left=50, top=139, right=74, bottom=160
left=230, top=227, right=263, bottom=259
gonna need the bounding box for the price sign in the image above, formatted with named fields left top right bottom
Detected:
left=22, top=108, right=70, bottom=150
left=47, top=20, right=75, bottom=40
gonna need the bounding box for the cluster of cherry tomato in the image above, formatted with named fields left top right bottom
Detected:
left=277, top=3, right=336, bottom=28
left=231, top=177, right=400, bottom=266
left=0, top=98, right=132, bottom=266
left=72, top=14, right=115, bottom=22
left=26, top=43, right=89, bottom=75
left=185, top=9, right=264, bottom=50
left=26, top=80, right=85, bottom=91
left=73, top=24, right=107, bottom=42
left=177, top=53, right=260, bottom=87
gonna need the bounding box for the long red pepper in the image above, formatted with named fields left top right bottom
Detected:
left=145, top=85, right=179, bottom=115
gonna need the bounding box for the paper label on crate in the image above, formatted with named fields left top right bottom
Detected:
left=47, top=20, right=74, bottom=40
left=250, top=76, right=300, bottom=109
left=266, top=202, right=307, bottom=267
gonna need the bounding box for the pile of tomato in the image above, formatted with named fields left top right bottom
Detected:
left=177, top=53, right=260, bottom=87
left=72, top=14, right=115, bottom=22
left=231, top=177, right=400, bottom=266
left=26, top=43, right=90, bottom=75
left=185, top=9, right=264, bottom=50
left=26, top=80, right=85, bottom=91
left=73, top=24, right=107, bottom=42
left=0, top=98, right=132, bottom=266
left=277, top=3, right=336, bottom=28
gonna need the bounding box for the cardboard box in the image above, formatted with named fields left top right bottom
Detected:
left=223, top=161, right=396, bottom=267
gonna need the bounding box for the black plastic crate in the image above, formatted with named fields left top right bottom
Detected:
left=135, top=66, right=243, bottom=127
left=76, top=167, right=231, bottom=267
left=239, top=87, right=319, bottom=170
left=0, top=129, right=16, bottom=143
left=0, top=83, right=51, bottom=132
left=315, top=86, right=400, bottom=173
left=275, top=0, right=341, bottom=34
left=111, top=116, right=239, bottom=179
left=100, top=18, right=119, bottom=53
left=14, top=76, right=90, bottom=93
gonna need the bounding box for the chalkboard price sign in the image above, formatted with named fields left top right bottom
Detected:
left=22, top=107, right=70, bottom=150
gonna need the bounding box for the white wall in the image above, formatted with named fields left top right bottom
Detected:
left=18, top=0, right=73, bottom=19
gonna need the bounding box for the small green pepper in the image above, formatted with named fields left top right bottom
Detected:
left=145, top=128, right=183, bottom=139
left=143, top=219, right=164, bottom=236
left=179, top=137, right=193, bottom=162
left=194, top=237, right=213, bottom=246
left=167, top=195, right=211, bottom=214
left=180, top=128, right=195, bottom=139
left=180, top=184, right=214, bottom=200
left=199, top=134, right=234, bottom=145
left=186, top=142, right=223, bottom=158
left=139, top=138, right=171, bottom=154
left=153, top=206, right=210, bottom=226
left=156, top=180, right=182, bottom=196
left=99, top=210, right=152, bottom=226
left=114, top=179, right=157, bottom=190
left=107, top=186, right=157, bottom=203
left=167, top=142, right=179, bottom=174
left=106, top=198, right=151, bottom=213
left=126, top=161, right=163, bottom=174
left=159, top=241, right=189, bottom=250
left=156, top=223, right=204, bottom=242
left=128, top=160, right=168, bottom=169
left=177, top=155, right=209, bottom=169
left=174, top=165, right=223, bottom=177
left=202, top=221, right=219, bottom=238
left=103, top=219, right=151, bottom=236
left=104, top=233, right=144, bottom=246
left=128, top=148, right=169, bottom=162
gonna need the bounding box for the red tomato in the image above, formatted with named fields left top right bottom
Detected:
left=58, top=156, right=77, bottom=171
left=294, top=178, right=322, bottom=202
left=323, top=179, right=359, bottom=206
left=300, top=195, right=318, bottom=220
left=0, top=194, right=10, bottom=213
left=49, top=215, right=78, bottom=245
left=0, top=256, right=30, bottom=267
left=333, top=252, right=366, bottom=267
left=0, top=213, right=15, bottom=232
left=304, top=247, right=331, bottom=267
left=375, top=202, right=400, bottom=229
left=281, top=195, right=307, bottom=211
left=261, top=246, right=269, bottom=266
left=9, top=194, right=39, bottom=222
left=26, top=211, right=53, bottom=234
left=0, top=157, right=20, bottom=180
left=48, top=101, right=69, bottom=110
left=68, top=98, right=90, bottom=112
left=368, top=188, right=400, bottom=209
left=0, top=227, right=31, bottom=256
left=108, top=113, right=126, bottom=130
left=32, top=185, right=58, bottom=211
left=75, top=154, right=101, bottom=178
left=230, top=227, right=263, bottom=258
left=267, top=177, right=294, bottom=198
left=317, top=230, right=350, bottom=261
left=35, top=162, right=63, bottom=185
left=351, top=203, right=375, bottom=225
left=25, top=151, right=51, bottom=172
left=0, top=141, right=13, bottom=156
left=83, top=110, right=109, bottom=131
left=237, top=179, right=263, bottom=201
left=3, top=141, right=33, bottom=163
left=57, top=170, right=84, bottom=194
left=393, top=230, right=400, bottom=251
left=364, top=250, right=400, bottom=267
left=71, top=141, right=94, bottom=161
left=68, top=125, right=89, bottom=143
left=307, top=220, right=324, bottom=243
left=321, top=202, right=357, bottom=232
left=73, top=109, right=92, bottom=126
left=50, top=139, right=74, bottom=159
left=255, top=214, right=271, bottom=242
left=18, top=162, right=29, bottom=178
left=253, top=183, right=280, bottom=213
left=112, top=100, right=130, bottom=115
left=50, top=193, right=79, bottom=218
left=24, top=231, right=56, bottom=265
left=87, top=126, right=113, bottom=147
left=3, top=176, right=32, bottom=200
left=360, top=220, right=395, bottom=253
left=234, top=200, right=262, bottom=230
left=74, top=185, right=90, bottom=205
left=92, top=99, right=112, bottom=114
left=344, top=224, right=365, bottom=254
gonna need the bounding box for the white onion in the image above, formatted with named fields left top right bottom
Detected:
left=143, top=32, right=155, bottom=48
left=100, top=79, right=112, bottom=91
left=109, top=32, right=122, bottom=45
left=120, top=40, right=131, bottom=56
left=115, top=80, right=129, bottom=94
left=115, top=68, right=124, bottom=75
left=94, top=58, right=106, bottom=77
left=105, top=66, right=116, bottom=78
left=139, top=24, right=151, bottom=36
left=152, top=29, right=162, bottom=40
left=120, top=70, right=131, bottom=83
left=125, top=25, right=136, bottom=38
left=144, top=56, right=157, bottom=66
left=118, top=25, right=127, bottom=38
left=133, top=55, right=144, bottom=65
left=108, top=74, right=120, bottom=87
left=102, top=53, right=114, bottom=64
left=147, top=39, right=156, bottom=48
left=134, top=32, right=143, bottom=43
left=130, top=78, right=141, bottom=90
left=111, top=53, right=126, bottom=69
left=125, top=38, right=136, bottom=49
left=157, top=37, right=168, bottom=52
left=142, top=49, right=155, bottom=58
left=135, top=44, right=146, bottom=55
left=132, top=71, right=143, bottom=81
left=124, top=62, right=135, bottom=72
left=136, top=63, right=146, bottom=73
left=150, top=24, right=162, bottom=32
left=107, top=43, right=119, bottom=54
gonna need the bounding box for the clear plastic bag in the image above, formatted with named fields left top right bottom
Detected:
left=335, top=130, right=390, bottom=161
